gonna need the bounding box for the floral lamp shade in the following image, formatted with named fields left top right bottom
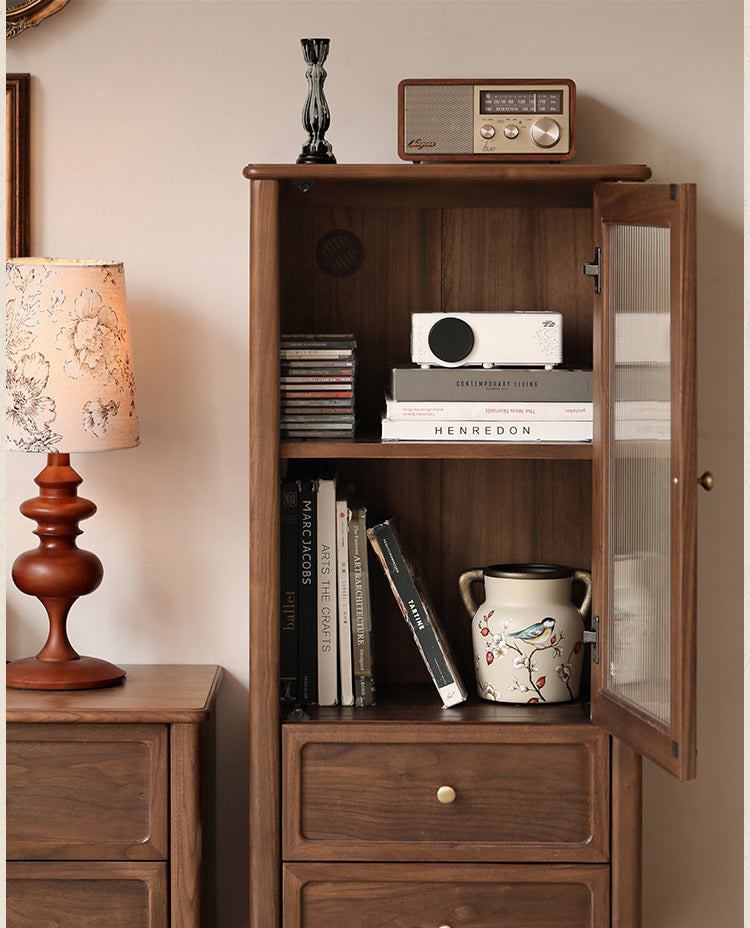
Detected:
left=6, top=258, right=139, bottom=453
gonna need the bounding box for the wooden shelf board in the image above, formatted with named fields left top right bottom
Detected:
left=281, top=437, right=593, bottom=460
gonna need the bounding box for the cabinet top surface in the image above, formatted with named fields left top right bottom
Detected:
left=243, top=162, right=652, bottom=183
left=6, top=664, right=223, bottom=724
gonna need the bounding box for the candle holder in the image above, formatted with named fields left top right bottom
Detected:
left=296, top=38, right=336, bottom=165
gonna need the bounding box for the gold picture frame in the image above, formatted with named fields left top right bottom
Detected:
left=7, top=0, right=70, bottom=40
left=7, top=74, right=30, bottom=259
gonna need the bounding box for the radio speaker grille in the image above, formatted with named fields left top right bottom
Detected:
left=403, top=84, right=473, bottom=155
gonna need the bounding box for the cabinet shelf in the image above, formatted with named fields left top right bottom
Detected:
left=286, top=684, right=590, bottom=726
left=281, top=437, right=593, bottom=460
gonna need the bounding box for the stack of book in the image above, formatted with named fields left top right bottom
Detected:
left=279, top=474, right=467, bottom=710
left=380, top=366, right=594, bottom=442
left=280, top=334, right=356, bottom=439
left=280, top=474, right=376, bottom=708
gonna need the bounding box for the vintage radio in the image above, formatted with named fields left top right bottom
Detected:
left=398, top=78, right=575, bottom=162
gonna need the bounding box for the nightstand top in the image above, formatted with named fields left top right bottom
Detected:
left=6, top=664, right=223, bottom=724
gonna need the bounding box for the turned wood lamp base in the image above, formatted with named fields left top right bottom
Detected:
left=6, top=453, right=126, bottom=691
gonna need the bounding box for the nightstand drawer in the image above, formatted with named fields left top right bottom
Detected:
left=7, top=861, right=167, bottom=928
left=284, top=862, right=610, bottom=928
left=283, top=723, right=609, bottom=862
left=7, top=723, right=169, bottom=860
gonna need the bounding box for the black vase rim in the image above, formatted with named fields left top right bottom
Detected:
left=483, top=564, right=573, bottom=580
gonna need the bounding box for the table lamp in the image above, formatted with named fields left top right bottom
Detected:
left=6, top=258, right=140, bottom=690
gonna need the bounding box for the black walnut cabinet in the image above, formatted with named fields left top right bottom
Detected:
left=245, top=163, right=698, bottom=928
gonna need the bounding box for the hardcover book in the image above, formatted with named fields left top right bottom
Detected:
left=348, top=504, right=376, bottom=706
left=390, top=366, right=593, bottom=402
left=368, top=518, right=467, bottom=708
left=384, top=398, right=592, bottom=421
left=297, top=479, right=317, bottom=705
left=336, top=491, right=355, bottom=706
left=316, top=477, right=339, bottom=706
left=380, top=418, right=593, bottom=442
left=279, top=479, right=299, bottom=705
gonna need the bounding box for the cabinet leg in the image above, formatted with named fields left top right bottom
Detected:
left=611, top=738, right=642, bottom=928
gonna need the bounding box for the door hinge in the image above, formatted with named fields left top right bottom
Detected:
left=583, top=615, right=599, bottom=664
left=583, top=246, right=601, bottom=294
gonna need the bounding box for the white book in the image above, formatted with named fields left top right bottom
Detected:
left=380, top=418, right=593, bottom=443
left=335, top=492, right=355, bottom=706
left=316, top=477, right=339, bottom=705
left=385, top=398, right=592, bottom=421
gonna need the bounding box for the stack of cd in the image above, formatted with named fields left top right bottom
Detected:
left=280, top=335, right=356, bottom=439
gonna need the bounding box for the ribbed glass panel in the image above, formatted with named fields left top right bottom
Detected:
left=608, top=223, right=671, bottom=725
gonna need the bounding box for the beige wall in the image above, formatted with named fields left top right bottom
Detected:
left=6, top=2, right=742, bottom=925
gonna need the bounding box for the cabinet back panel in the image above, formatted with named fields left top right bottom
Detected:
left=319, top=459, right=591, bottom=689
left=279, top=204, right=593, bottom=432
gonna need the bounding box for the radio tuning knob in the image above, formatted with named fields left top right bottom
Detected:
left=530, top=116, right=561, bottom=148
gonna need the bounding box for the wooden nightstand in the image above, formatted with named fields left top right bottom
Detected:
left=6, top=664, right=222, bottom=928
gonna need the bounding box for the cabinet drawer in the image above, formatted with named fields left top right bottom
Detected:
left=283, top=723, right=608, bottom=862
left=7, top=724, right=169, bottom=860
left=6, top=861, right=167, bottom=928
left=284, top=862, right=610, bottom=928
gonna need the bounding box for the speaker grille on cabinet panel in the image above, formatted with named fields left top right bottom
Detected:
left=315, top=229, right=365, bottom=277
left=403, top=84, right=473, bottom=154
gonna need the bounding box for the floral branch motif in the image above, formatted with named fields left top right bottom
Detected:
left=6, top=352, right=62, bottom=451
left=477, top=609, right=582, bottom=703
left=6, top=264, right=136, bottom=446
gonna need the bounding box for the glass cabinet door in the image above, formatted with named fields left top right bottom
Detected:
left=591, top=183, right=697, bottom=780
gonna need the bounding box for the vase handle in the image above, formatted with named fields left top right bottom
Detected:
left=572, top=569, right=592, bottom=619
left=458, top=568, right=484, bottom=618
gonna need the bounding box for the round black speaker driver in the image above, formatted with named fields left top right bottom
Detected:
left=427, top=317, right=475, bottom=363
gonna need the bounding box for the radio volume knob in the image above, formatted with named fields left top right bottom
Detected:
left=530, top=116, right=561, bottom=148
left=480, top=124, right=495, bottom=139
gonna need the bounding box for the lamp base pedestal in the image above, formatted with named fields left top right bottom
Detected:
left=6, top=655, right=126, bottom=690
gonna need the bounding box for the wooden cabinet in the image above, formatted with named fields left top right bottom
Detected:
left=245, top=163, right=698, bottom=928
left=6, top=664, right=222, bottom=928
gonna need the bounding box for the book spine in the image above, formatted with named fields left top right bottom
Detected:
left=390, top=367, right=593, bottom=402
left=348, top=505, right=375, bottom=706
left=380, top=419, right=593, bottom=442
left=297, top=479, right=317, bottom=705
left=336, top=495, right=355, bottom=706
left=316, top=478, right=338, bottom=706
left=367, top=520, right=466, bottom=708
left=385, top=399, right=593, bottom=421
left=279, top=480, right=299, bottom=705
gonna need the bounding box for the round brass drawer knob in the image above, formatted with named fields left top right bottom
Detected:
left=698, top=471, right=714, bottom=491
left=436, top=785, right=456, bottom=804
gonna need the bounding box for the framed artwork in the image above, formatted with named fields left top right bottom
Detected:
left=7, top=74, right=30, bottom=259
left=7, top=0, right=70, bottom=40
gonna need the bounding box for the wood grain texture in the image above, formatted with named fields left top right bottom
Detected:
left=7, top=723, right=168, bottom=861
left=6, top=664, right=222, bottom=724
left=245, top=163, right=651, bottom=183
left=7, top=666, right=221, bottom=928
left=283, top=862, right=610, bottom=928
left=283, top=723, right=608, bottom=862
left=611, top=739, right=642, bottom=928
left=7, top=861, right=168, bottom=928
left=170, top=723, right=202, bottom=927
left=248, top=178, right=282, bottom=928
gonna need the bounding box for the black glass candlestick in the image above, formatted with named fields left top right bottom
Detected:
left=296, top=38, right=336, bottom=165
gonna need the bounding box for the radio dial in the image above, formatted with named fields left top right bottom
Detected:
left=530, top=117, right=561, bottom=148
left=503, top=125, right=519, bottom=139
left=479, top=124, right=495, bottom=139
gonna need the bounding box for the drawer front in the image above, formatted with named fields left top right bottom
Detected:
left=283, top=724, right=608, bottom=862
left=284, top=862, right=610, bottom=928
left=7, top=724, right=169, bottom=860
left=6, top=861, right=167, bottom=928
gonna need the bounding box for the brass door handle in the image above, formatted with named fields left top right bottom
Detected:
left=698, top=471, right=714, bottom=491
left=436, top=785, right=456, bottom=804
